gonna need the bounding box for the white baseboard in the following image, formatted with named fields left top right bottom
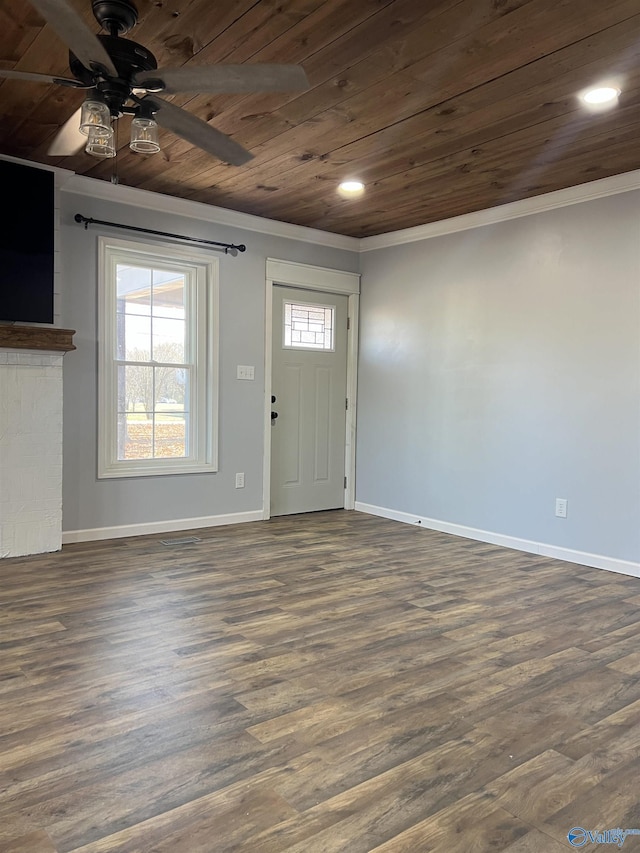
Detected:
left=354, top=502, right=640, bottom=579
left=62, top=509, right=264, bottom=544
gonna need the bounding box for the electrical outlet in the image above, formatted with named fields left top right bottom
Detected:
left=555, top=498, right=568, bottom=518
left=235, top=472, right=245, bottom=489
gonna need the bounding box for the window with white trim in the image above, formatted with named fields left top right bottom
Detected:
left=98, top=237, right=218, bottom=478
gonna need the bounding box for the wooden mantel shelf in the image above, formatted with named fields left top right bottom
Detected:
left=0, top=325, right=76, bottom=352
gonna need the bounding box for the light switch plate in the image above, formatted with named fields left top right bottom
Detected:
left=237, top=365, right=255, bottom=380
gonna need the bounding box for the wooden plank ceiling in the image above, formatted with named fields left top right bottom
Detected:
left=1, top=0, right=639, bottom=237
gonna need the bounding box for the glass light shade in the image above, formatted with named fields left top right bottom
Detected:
left=85, top=125, right=116, bottom=158
left=130, top=117, right=160, bottom=153
left=80, top=99, right=111, bottom=135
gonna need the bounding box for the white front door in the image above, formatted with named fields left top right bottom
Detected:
left=270, top=285, right=348, bottom=516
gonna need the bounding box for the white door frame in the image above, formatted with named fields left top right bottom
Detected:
left=263, top=258, right=360, bottom=520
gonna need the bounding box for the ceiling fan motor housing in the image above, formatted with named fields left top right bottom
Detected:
left=69, top=31, right=158, bottom=116
left=67, top=0, right=159, bottom=115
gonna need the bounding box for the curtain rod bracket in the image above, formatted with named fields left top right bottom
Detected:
left=74, top=213, right=246, bottom=254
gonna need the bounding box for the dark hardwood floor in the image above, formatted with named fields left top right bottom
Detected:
left=1, top=510, right=640, bottom=852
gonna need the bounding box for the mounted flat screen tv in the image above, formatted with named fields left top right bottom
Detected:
left=0, top=159, right=54, bottom=324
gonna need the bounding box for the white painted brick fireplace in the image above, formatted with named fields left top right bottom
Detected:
left=0, top=327, right=75, bottom=558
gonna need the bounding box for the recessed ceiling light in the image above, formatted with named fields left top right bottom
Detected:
left=581, top=86, right=620, bottom=105
left=338, top=180, right=365, bottom=198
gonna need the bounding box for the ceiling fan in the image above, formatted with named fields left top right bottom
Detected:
left=0, top=0, right=310, bottom=164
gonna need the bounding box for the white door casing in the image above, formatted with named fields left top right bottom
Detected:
left=263, top=259, right=360, bottom=520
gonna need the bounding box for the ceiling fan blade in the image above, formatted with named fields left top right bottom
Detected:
left=135, top=64, right=310, bottom=95
left=0, top=68, right=86, bottom=86
left=29, top=0, right=118, bottom=77
left=47, top=106, right=86, bottom=156
left=145, top=96, right=253, bottom=166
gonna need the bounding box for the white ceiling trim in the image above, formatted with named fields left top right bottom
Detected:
left=359, top=169, right=640, bottom=252
left=43, top=164, right=640, bottom=253
left=60, top=173, right=361, bottom=252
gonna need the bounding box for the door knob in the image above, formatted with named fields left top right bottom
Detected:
left=271, top=395, right=276, bottom=404
left=271, top=411, right=278, bottom=421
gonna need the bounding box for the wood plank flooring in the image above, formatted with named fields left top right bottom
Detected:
left=1, top=510, right=640, bottom=852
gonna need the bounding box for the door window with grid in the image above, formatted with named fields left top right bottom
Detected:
left=283, top=300, right=335, bottom=350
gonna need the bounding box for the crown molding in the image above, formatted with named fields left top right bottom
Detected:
left=43, top=164, right=640, bottom=254
left=60, top=174, right=360, bottom=252
left=359, top=169, right=640, bottom=252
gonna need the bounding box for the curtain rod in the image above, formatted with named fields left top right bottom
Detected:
left=74, top=214, right=246, bottom=255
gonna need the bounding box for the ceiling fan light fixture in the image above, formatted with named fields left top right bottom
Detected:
left=85, top=123, right=116, bottom=158
left=79, top=95, right=111, bottom=135
left=130, top=116, right=160, bottom=153
left=7, top=0, right=308, bottom=165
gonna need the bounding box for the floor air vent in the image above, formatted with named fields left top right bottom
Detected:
left=160, top=536, right=201, bottom=546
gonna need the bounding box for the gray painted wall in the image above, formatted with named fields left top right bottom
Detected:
left=60, top=191, right=358, bottom=533
left=59, top=180, right=640, bottom=563
left=357, top=191, right=640, bottom=563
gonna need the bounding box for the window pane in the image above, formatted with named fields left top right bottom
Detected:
left=153, top=414, right=187, bottom=458
left=116, top=263, right=152, bottom=360
left=152, top=270, right=186, bottom=320
left=117, top=265, right=152, bottom=315
left=117, top=413, right=154, bottom=460
left=120, top=312, right=151, bottom=361
left=151, top=318, right=186, bottom=364
left=118, top=364, right=153, bottom=414
left=284, top=301, right=335, bottom=350
left=154, top=366, right=188, bottom=409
